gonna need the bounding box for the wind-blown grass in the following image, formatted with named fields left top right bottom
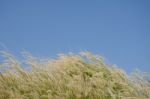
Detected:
left=0, top=52, right=149, bottom=99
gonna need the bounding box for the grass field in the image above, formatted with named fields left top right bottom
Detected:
left=0, top=52, right=149, bottom=99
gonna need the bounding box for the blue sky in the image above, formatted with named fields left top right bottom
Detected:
left=0, top=0, right=150, bottom=73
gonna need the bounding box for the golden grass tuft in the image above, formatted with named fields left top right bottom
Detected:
left=0, top=52, right=149, bottom=99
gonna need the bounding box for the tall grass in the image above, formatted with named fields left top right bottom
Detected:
left=0, top=52, right=149, bottom=99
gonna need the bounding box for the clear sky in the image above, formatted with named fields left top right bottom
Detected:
left=0, top=0, right=150, bottom=73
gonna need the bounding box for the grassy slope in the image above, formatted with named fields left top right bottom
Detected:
left=0, top=52, right=149, bottom=99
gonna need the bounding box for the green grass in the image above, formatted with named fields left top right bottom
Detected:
left=0, top=52, right=149, bottom=99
